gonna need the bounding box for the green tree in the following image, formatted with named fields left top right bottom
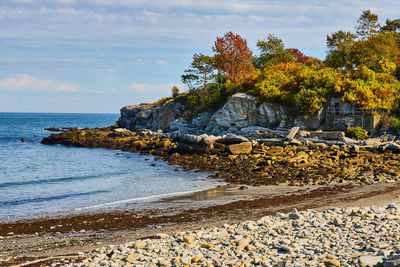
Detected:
left=326, top=11, right=400, bottom=73
left=325, top=30, right=356, bottom=70
left=181, top=53, right=216, bottom=91
left=355, top=10, right=380, bottom=39
left=254, top=34, right=293, bottom=68
left=381, top=18, right=400, bottom=33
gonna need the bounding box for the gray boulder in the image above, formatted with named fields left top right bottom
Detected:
left=216, top=133, right=249, bottom=145
left=385, top=142, right=400, bottom=152
left=117, top=104, right=153, bottom=130
left=117, top=99, right=186, bottom=131
left=206, top=93, right=288, bottom=133
left=192, top=112, right=213, bottom=129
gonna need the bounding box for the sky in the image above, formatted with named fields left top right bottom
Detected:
left=0, top=0, right=399, bottom=113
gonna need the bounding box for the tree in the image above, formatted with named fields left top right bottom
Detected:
left=325, top=11, right=400, bottom=72
left=171, top=86, right=180, bottom=98
left=381, top=18, right=400, bottom=33
left=212, top=31, right=255, bottom=85
left=287, top=48, right=312, bottom=64
left=350, top=32, right=400, bottom=72
left=325, top=30, right=356, bottom=70
left=181, top=53, right=216, bottom=91
left=355, top=10, right=380, bottom=39
left=254, top=34, right=293, bottom=68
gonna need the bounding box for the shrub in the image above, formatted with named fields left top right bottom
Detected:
left=171, top=86, right=180, bottom=98
left=389, top=116, right=400, bottom=134
left=345, top=126, right=368, bottom=140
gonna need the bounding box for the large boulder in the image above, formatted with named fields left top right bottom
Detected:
left=206, top=93, right=288, bottom=133
left=117, top=104, right=153, bottom=130
left=216, top=133, right=249, bottom=145
left=117, top=98, right=187, bottom=131
left=152, top=100, right=186, bottom=130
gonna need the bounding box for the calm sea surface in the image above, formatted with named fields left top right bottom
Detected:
left=0, top=113, right=223, bottom=221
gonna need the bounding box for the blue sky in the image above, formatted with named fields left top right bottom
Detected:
left=1, top=0, right=399, bottom=113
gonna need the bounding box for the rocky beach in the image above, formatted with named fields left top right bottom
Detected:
left=2, top=93, right=400, bottom=266
left=50, top=203, right=400, bottom=267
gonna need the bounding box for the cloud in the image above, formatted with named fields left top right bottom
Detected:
left=0, top=74, right=79, bottom=92
left=110, top=83, right=183, bottom=94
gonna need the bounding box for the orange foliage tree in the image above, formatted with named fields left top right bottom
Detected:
left=287, top=48, right=312, bottom=64
left=212, top=31, right=255, bottom=86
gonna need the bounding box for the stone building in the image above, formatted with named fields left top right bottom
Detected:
left=325, top=97, right=381, bottom=132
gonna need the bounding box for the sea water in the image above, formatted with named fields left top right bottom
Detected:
left=0, top=113, right=223, bottom=221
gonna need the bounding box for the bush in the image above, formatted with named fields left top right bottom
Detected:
left=389, top=117, right=400, bottom=134
left=171, top=86, right=180, bottom=98
left=345, top=126, right=368, bottom=140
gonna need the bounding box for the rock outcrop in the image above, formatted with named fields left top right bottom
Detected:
left=115, top=93, right=362, bottom=135
left=117, top=93, right=293, bottom=134
left=117, top=98, right=186, bottom=131
left=206, top=93, right=288, bottom=133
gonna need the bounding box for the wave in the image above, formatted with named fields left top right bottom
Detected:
left=0, top=171, right=127, bottom=188
left=0, top=190, right=108, bottom=207
left=73, top=190, right=200, bottom=211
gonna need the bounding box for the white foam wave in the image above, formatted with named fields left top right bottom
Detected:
left=72, top=190, right=199, bottom=211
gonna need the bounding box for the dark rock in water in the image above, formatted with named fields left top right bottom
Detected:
left=44, top=127, right=62, bottom=132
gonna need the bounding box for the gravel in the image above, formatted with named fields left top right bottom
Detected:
left=52, top=203, right=400, bottom=266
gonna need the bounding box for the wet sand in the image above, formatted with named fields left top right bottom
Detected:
left=2, top=182, right=400, bottom=266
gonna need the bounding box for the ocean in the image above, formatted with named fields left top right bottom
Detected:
left=0, top=113, right=223, bottom=222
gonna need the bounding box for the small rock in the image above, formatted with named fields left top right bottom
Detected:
left=359, top=255, right=384, bottom=267
left=183, top=235, right=195, bottom=244
left=333, top=217, right=342, bottom=226
left=324, top=259, right=340, bottom=266
left=384, top=259, right=400, bottom=267
left=133, top=240, right=146, bottom=250
left=236, top=238, right=250, bottom=250
left=201, top=243, right=214, bottom=248
left=155, top=233, right=169, bottom=239
left=228, top=142, right=252, bottom=155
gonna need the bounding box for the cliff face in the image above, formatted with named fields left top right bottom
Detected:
left=117, top=93, right=324, bottom=135
left=117, top=100, right=186, bottom=131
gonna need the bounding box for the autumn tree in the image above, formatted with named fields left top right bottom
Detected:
left=212, top=31, right=255, bottom=85
left=326, top=10, right=400, bottom=72
left=287, top=48, right=312, bottom=64
left=181, top=53, right=216, bottom=91
left=254, top=34, right=293, bottom=68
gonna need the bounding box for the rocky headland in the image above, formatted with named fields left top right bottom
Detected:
left=42, top=93, right=400, bottom=186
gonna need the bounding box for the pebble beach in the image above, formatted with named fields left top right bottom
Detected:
left=53, top=204, right=400, bottom=267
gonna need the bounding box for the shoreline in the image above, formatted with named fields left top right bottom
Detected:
left=2, top=182, right=400, bottom=266
left=2, top=127, right=400, bottom=265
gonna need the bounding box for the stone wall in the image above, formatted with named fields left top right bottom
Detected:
left=325, top=114, right=380, bottom=132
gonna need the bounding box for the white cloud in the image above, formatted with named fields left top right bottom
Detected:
left=0, top=74, right=79, bottom=92
left=110, top=83, right=183, bottom=94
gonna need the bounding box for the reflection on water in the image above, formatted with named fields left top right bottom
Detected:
left=191, top=186, right=231, bottom=200
left=161, top=185, right=239, bottom=202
